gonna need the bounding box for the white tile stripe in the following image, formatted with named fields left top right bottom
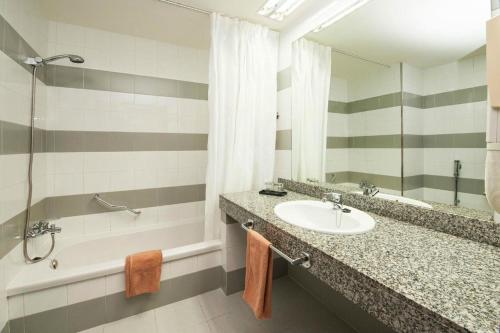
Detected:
left=45, top=151, right=207, bottom=197
left=46, top=87, right=208, bottom=134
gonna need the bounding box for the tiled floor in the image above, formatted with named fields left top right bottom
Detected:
left=80, top=277, right=355, bottom=333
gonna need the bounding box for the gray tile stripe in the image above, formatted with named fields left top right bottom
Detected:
left=422, top=86, right=487, bottom=108
left=45, top=184, right=206, bottom=219
left=0, top=184, right=205, bottom=260
left=0, top=14, right=39, bottom=77
left=328, top=101, right=349, bottom=114
left=423, top=175, right=485, bottom=195
left=44, top=65, right=209, bottom=100
left=327, top=133, right=485, bottom=149
left=325, top=171, right=349, bottom=184
left=332, top=171, right=402, bottom=191
left=9, top=266, right=222, bottom=333
left=0, top=200, right=47, bottom=260
left=327, top=135, right=401, bottom=149
left=0, top=121, right=208, bottom=154
left=277, top=67, right=291, bottom=91
left=421, top=132, right=486, bottom=148
left=47, top=130, right=208, bottom=153
left=0, top=14, right=208, bottom=100
left=402, top=92, right=423, bottom=109
left=348, top=92, right=401, bottom=113
left=325, top=171, right=484, bottom=194
left=276, top=129, right=292, bottom=150
left=329, top=87, right=487, bottom=114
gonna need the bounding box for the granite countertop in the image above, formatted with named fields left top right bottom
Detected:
left=308, top=180, right=494, bottom=222
left=221, top=190, right=500, bottom=333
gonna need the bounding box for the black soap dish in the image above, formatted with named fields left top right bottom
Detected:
left=259, top=189, right=287, bottom=197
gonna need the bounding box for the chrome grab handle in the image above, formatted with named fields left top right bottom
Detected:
left=241, top=220, right=311, bottom=269
left=93, top=194, right=141, bottom=215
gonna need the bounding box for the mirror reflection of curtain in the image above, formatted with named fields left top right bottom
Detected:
left=291, top=38, right=331, bottom=182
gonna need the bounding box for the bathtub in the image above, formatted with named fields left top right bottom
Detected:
left=6, top=222, right=222, bottom=296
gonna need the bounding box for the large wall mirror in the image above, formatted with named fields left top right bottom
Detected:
left=290, top=0, right=492, bottom=213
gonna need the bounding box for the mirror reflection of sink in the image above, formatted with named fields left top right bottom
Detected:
left=353, top=191, right=432, bottom=209
left=274, top=200, right=375, bottom=235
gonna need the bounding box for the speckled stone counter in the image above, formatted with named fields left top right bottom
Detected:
left=279, top=178, right=500, bottom=247
left=220, top=190, right=500, bottom=333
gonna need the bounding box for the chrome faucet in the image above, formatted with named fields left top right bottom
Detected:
left=359, top=180, right=379, bottom=197
left=322, top=192, right=343, bottom=210
left=26, top=220, right=62, bottom=239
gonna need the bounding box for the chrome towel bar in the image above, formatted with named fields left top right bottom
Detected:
left=93, top=194, right=142, bottom=215
left=241, top=220, right=311, bottom=269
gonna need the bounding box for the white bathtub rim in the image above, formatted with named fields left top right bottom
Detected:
left=7, top=239, right=222, bottom=297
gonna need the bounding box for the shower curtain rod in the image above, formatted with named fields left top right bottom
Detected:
left=331, top=47, right=391, bottom=68
left=157, top=0, right=390, bottom=69
left=157, top=0, right=211, bottom=15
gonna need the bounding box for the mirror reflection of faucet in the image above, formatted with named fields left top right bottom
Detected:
left=359, top=180, right=379, bottom=197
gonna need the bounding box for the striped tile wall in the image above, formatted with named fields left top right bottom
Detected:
left=326, top=64, right=402, bottom=195
left=402, top=60, right=489, bottom=210
left=0, top=14, right=212, bottom=333
left=325, top=58, right=489, bottom=210
left=0, top=17, right=211, bottom=264
left=43, top=24, right=209, bottom=238
left=275, top=54, right=489, bottom=210
left=0, top=1, right=51, bottom=331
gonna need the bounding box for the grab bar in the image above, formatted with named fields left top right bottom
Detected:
left=241, top=220, right=311, bottom=269
left=93, top=194, right=142, bottom=215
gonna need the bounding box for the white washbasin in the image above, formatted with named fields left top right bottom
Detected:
left=353, top=191, right=432, bottom=209
left=274, top=200, right=375, bottom=235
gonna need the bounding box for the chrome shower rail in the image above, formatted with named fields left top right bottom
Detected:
left=241, top=220, right=311, bottom=268
left=94, top=194, right=142, bottom=215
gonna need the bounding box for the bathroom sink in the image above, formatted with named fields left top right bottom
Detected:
left=353, top=191, right=432, bottom=209
left=274, top=200, right=375, bottom=235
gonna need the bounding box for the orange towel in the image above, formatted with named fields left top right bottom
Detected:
left=125, top=250, right=162, bottom=298
left=242, top=229, right=273, bottom=319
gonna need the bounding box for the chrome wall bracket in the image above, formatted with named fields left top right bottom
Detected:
left=94, top=194, right=142, bottom=215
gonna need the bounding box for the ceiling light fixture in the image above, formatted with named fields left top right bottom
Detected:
left=312, top=0, right=368, bottom=32
left=258, top=0, right=307, bottom=21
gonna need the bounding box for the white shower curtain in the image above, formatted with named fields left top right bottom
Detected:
left=291, top=38, right=331, bottom=182
left=204, top=13, right=278, bottom=240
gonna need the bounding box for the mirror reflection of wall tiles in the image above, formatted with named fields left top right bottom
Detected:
left=327, top=53, right=488, bottom=211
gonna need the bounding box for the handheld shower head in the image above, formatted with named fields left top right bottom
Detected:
left=68, top=55, right=85, bottom=63
left=24, top=54, right=85, bottom=67
left=42, top=54, right=84, bottom=65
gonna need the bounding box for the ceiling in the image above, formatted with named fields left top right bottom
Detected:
left=307, top=0, right=491, bottom=68
left=42, top=0, right=330, bottom=49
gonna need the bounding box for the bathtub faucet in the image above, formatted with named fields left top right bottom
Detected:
left=27, top=220, right=62, bottom=238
